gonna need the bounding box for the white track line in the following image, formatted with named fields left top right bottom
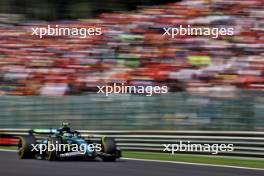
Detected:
left=122, top=158, right=264, bottom=171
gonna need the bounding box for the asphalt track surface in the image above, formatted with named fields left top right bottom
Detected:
left=0, top=151, right=263, bottom=176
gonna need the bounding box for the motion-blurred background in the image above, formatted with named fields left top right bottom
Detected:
left=0, top=0, right=263, bottom=130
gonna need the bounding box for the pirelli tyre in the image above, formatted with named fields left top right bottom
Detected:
left=101, top=137, right=117, bottom=161
left=46, top=137, right=62, bottom=161
left=18, top=135, right=36, bottom=159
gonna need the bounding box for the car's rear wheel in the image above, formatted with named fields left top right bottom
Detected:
left=46, top=137, right=62, bottom=161
left=101, top=137, right=117, bottom=161
left=18, top=135, right=36, bottom=159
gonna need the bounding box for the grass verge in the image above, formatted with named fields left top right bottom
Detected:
left=123, top=151, right=264, bottom=169
left=0, top=146, right=17, bottom=150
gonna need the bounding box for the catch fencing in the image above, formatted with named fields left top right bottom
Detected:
left=0, top=92, right=263, bottom=131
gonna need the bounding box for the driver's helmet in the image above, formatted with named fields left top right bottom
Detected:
left=62, top=122, right=70, bottom=129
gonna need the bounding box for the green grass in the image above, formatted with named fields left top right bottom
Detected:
left=1, top=147, right=264, bottom=169
left=0, top=146, right=17, bottom=150
left=123, top=151, right=264, bottom=169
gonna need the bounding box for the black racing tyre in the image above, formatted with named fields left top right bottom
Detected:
left=18, top=135, right=36, bottom=159
left=101, top=137, right=117, bottom=161
left=46, top=137, right=62, bottom=161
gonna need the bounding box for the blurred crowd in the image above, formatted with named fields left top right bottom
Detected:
left=0, top=0, right=263, bottom=96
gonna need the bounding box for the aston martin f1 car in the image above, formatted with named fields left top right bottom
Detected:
left=18, top=126, right=121, bottom=161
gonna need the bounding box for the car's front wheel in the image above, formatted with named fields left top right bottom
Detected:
left=101, top=137, right=118, bottom=161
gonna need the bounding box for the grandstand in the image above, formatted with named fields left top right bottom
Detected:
left=0, top=0, right=263, bottom=96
